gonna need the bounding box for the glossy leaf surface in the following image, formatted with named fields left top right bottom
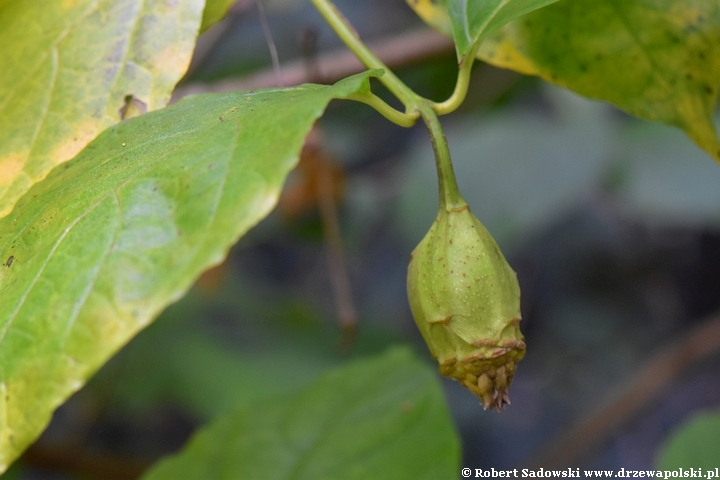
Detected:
left=143, top=348, right=460, bottom=480
left=0, top=0, right=204, bottom=218
left=0, top=71, right=377, bottom=472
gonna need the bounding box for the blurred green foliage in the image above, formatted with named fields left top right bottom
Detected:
left=657, top=410, right=720, bottom=469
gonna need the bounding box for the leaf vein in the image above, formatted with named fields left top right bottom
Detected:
left=60, top=193, right=122, bottom=345
left=608, top=0, right=673, bottom=96
left=0, top=190, right=114, bottom=345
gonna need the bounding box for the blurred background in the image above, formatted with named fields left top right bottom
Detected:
left=10, top=0, right=720, bottom=477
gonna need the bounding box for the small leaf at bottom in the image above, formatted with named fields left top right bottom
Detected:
left=142, top=347, right=460, bottom=480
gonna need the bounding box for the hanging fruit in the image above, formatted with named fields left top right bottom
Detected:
left=406, top=134, right=525, bottom=410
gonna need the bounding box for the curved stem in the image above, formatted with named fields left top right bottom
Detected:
left=311, top=0, right=481, bottom=120
left=347, top=92, right=417, bottom=127
left=432, top=50, right=477, bottom=115
left=310, top=0, right=466, bottom=211
left=311, top=0, right=420, bottom=115
left=418, top=104, right=465, bottom=211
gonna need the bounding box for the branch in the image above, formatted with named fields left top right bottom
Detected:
left=171, top=28, right=453, bottom=101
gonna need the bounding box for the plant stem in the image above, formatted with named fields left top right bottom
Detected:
left=311, top=0, right=478, bottom=119
left=310, top=0, right=466, bottom=210
left=432, top=51, right=476, bottom=115
left=418, top=105, right=465, bottom=211
left=310, top=0, right=420, bottom=120
left=347, top=92, right=417, bottom=127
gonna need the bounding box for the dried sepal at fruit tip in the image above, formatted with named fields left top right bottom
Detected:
left=407, top=203, right=525, bottom=411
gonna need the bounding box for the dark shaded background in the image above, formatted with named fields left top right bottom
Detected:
left=11, top=0, right=720, bottom=478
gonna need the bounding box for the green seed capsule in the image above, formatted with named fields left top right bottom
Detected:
left=407, top=204, right=525, bottom=410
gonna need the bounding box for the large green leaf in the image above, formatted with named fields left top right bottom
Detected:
left=476, top=0, right=720, bottom=162
left=142, top=347, right=460, bottom=480
left=0, top=0, right=204, bottom=218
left=0, top=71, right=378, bottom=472
left=656, top=410, right=720, bottom=469
left=406, top=0, right=558, bottom=60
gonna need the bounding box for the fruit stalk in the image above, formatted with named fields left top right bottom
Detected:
left=408, top=108, right=526, bottom=410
